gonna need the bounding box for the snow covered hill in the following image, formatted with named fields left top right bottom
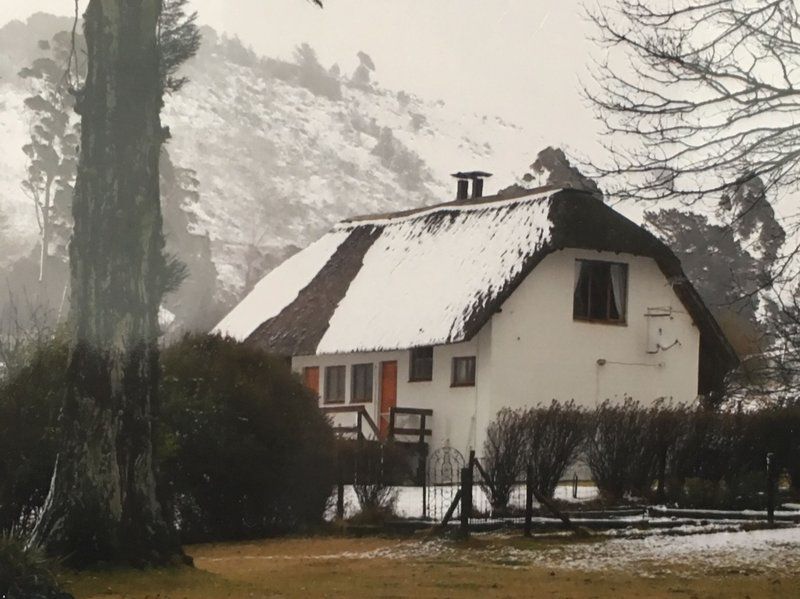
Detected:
left=0, top=15, right=544, bottom=306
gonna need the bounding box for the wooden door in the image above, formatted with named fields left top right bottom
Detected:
left=379, top=361, right=398, bottom=439
left=303, top=366, right=320, bottom=397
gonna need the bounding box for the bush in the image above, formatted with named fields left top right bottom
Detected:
left=336, top=438, right=414, bottom=486
left=638, top=401, right=690, bottom=501
left=481, top=408, right=526, bottom=512
left=586, top=399, right=651, bottom=502
left=158, top=334, right=336, bottom=542
left=349, top=441, right=399, bottom=520
left=0, top=334, right=336, bottom=543
left=0, top=534, right=72, bottom=599
left=0, top=338, right=67, bottom=531
left=522, top=400, right=587, bottom=498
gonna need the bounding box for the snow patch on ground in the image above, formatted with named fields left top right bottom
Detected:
left=205, top=525, right=800, bottom=578
left=326, top=482, right=598, bottom=521
left=492, top=527, right=800, bottom=575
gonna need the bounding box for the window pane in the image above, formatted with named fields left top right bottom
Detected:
left=351, top=363, right=373, bottom=403
left=452, top=356, right=476, bottom=386
left=410, top=346, right=433, bottom=381
left=573, top=260, right=627, bottom=323
left=324, top=366, right=345, bottom=403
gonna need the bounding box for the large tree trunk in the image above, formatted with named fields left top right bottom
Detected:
left=32, top=0, right=179, bottom=566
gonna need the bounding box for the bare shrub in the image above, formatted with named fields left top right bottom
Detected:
left=481, top=408, right=526, bottom=512
left=522, top=400, right=588, bottom=498
left=351, top=442, right=398, bottom=521
left=643, top=401, right=691, bottom=501
left=586, top=398, right=651, bottom=502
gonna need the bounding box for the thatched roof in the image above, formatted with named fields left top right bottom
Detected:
left=214, top=186, right=738, bottom=393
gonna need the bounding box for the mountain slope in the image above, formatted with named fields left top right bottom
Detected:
left=0, top=15, right=542, bottom=308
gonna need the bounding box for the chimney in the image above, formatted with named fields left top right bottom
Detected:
left=452, top=171, right=493, bottom=200
left=456, top=178, right=469, bottom=200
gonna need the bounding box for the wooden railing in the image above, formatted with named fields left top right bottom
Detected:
left=388, top=406, right=433, bottom=443
left=320, top=405, right=380, bottom=440
left=321, top=405, right=433, bottom=444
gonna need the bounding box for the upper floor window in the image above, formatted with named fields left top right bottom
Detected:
left=351, top=363, right=373, bottom=403
left=324, top=365, right=346, bottom=404
left=409, top=346, right=433, bottom=381
left=573, top=259, right=628, bottom=324
left=451, top=356, right=476, bottom=387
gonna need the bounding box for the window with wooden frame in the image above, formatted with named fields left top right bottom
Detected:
left=451, top=356, right=476, bottom=387
left=351, top=363, right=373, bottom=403
left=573, top=260, right=628, bottom=324
left=324, top=365, right=346, bottom=404
left=409, top=346, right=433, bottom=382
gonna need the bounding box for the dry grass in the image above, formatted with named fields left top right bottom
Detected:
left=63, top=535, right=800, bottom=598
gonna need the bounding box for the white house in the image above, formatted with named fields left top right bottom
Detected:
left=215, top=178, right=738, bottom=455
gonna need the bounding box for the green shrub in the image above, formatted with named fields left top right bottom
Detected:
left=0, top=534, right=72, bottom=599
left=0, top=339, right=67, bottom=532
left=158, top=334, right=336, bottom=542
left=0, top=334, right=336, bottom=544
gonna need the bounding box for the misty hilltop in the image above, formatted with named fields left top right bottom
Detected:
left=0, top=13, right=542, bottom=311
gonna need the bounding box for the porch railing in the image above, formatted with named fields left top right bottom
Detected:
left=388, top=406, right=433, bottom=443
left=320, top=405, right=380, bottom=440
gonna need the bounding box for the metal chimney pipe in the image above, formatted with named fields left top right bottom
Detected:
left=472, top=178, right=484, bottom=199
left=456, top=179, right=469, bottom=200
left=451, top=171, right=493, bottom=201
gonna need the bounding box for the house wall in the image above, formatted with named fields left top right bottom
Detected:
left=292, top=327, right=491, bottom=455
left=293, top=248, right=701, bottom=457
left=475, top=248, right=700, bottom=450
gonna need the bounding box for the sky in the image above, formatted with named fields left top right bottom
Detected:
left=0, top=0, right=604, bottom=159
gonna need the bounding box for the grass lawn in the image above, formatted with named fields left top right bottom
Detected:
left=63, top=534, right=800, bottom=598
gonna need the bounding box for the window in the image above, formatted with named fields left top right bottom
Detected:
left=451, top=356, right=476, bottom=387
left=573, top=260, right=628, bottom=323
left=409, top=346, right=433, bottom=381
left=351, top=363, right=373, bottom=403
left=324, top=365, right=346, bottom=404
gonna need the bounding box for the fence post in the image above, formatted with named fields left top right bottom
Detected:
left=524, top=463, right=533, bottom=537
left=573, top=472, right=578, bottom=500
left=336, top=466, right=345, bottom=520
left=460, top=464, right=472, bottom=537
left=766, top=452, right=776, bottom=525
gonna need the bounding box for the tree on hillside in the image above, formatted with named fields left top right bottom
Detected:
left=30, top=0, right=322, bottom=565
left=19, top=32, right=82, bottom=285
left=158, top=0, right=201, bottom=94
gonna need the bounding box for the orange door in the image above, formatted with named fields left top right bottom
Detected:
left=303, top=367, right=320, bottom=397
left=379, top=361, right=398, bottom=439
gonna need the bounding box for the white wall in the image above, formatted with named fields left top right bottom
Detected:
left=480, top=248, right=700, bottom=449
left=293, top=248, right=701, bottom=458
left=293, top=330, right=489, bottom=456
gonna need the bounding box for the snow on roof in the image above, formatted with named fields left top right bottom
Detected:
left=213, top=230, right=350, bottom=340
left=316, top=193, right=553, bottom=353
left=215, top=186, right=738, bottom=378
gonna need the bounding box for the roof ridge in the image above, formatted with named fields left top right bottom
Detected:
left=336, top=184, right=562, bottom=229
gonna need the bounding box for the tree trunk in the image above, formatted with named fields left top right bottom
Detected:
left=32, top=0, right=179, bottom=566
left=38, top=174, right=53, bottom=285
